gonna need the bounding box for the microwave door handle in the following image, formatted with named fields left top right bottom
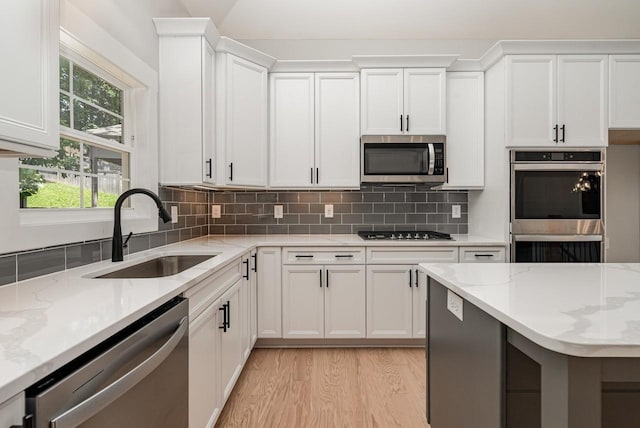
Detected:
left=427, top=144, right=435, bottom=175
left=49, top=317, right=188, bottom=428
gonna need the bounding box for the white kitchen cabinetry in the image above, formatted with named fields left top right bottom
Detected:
left=459, top=246, right=506, bottom=263
left=269, top=73, right=359, bottom=188
left=217, top=53, right=268, bottom=187
left=282, top=247, right=366, bottom=339
left=257, top=247, right=282, bottom=338
left=609, top=55, right=640, bottom=128
left=249, top=249, right=258, bottom=346
left=240, top=254, right=251, bottom=360
left=155, top=18, right=217, bottom=186
left=444, top=72, right=485, bottom=189
left=218, top=279, right=243, bottom=404
left=506, top=55, right=608, bottom=147
left=0, top=0, right=59, bottom=157
left=361, top=68, right=446, bottom=135
left=0, top=393, right=24, bottom=427
left=413, top=269, right=428, bottom=338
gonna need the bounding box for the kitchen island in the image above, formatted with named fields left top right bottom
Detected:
left=420, top=263, right=640, bottom=428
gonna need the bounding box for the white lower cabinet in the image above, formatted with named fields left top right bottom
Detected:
left=249, top=249, right=258, bottom=346
left=240, top=253, right=252, bottom=360
left=282, top=264, right=366, bottom=339
left=257, top=247, right=283, bottom=338
left=189, top=302, right=220, bottom=428
left=0, top=392, right=24, bottom=427
left=218, top=280, right=243, bottom=404
left=366, top=264, right=429, bottom=339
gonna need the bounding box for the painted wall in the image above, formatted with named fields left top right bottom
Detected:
left=605, top=145, right=640, bottom=262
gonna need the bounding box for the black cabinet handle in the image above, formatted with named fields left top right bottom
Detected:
left=326, top=269, right=329, bottom=288
left=219, top=303, right=228, bottom=332
left=226, top=300, right=231, bottom=329
left=560, top=124, right=566, bottom=143
left=243, top=259, right=249, bottom=279
left=205, top=158, right=212, bottom=178
left=319, top=269, right=323, bottom=288
left=310, top=167, right=313, bottom=184
left=406, top=115, right=410, bottom=132
left=415, top=269, right=419, bottom=288
left=400, top=114, right=403, bottom=132
left=474, top=254, right=495, bottom=258
left=10, top=414, right=33, bottom=428
left=553, top=125, right=559, bottom=143
left=316, top=168, right=319, bottom=184
left=335, top=254, right=354, bottom=259
left=252, top=253, right=257, bottom=272
left=229, top=162, right=233, bottom=181
left=409, top=269, right=413, bottom=288
left=295, top=255, right=314, bottom=259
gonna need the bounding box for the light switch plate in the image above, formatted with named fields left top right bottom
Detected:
left=324, top=204, right=334, bottom=218
left=170, top=206, right=178, bottom=224
left=211, top=205, right=221, bottom=219
left=452, top=204, right=461, bottom=219
left=447, top=290, right=463, bottom=322
left=274, top=205, right=284, bottom=219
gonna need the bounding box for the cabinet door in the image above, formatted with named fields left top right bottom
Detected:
left=257, top=247, right=282, bottom=338
left=361, top=69, right=404, bottom=135
left=557, top=55, right=608, bottom=147
left=413, top=268, right=428, bottom=338
left=315, top=73, right=360, bottom=188
left=445, top=72, right=484, bottom=188
left=506, top=56, right=557, bottom=147
left=404, top=68, right=446, bottom=135
left=609, top=55, right=640, bottom=129
left=219, top=281, right=243, bottom=404
left=249, top=249, right=258, bottom=345
left=189, top=303, right=220, bottom=428
left=202, top=40, right=216, bottom=184
left=0, top=0, right=59, bottom=156
left=324, top=265, right=366, bottom=338
left=282, top=265, right=324, bottom=338
left=240, top=256, right=251, bottom=360
left=366, top=265, right=413, bottom=338
left=269, top=73, right=315, bottom=187
left=225, top=55, right=268, bottom=186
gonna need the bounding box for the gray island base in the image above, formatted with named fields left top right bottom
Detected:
left=427, top=274, right=640, bottom=428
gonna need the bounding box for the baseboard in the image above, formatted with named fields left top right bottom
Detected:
left=255, top=338, right=425, bottom=348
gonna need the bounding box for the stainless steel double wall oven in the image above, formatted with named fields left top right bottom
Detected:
left=510, top=150, right=605, bottom=262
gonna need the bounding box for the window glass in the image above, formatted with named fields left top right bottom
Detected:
left=72, top=64, right=122, bottom=115
left=73, top=99, right=123, bottom=143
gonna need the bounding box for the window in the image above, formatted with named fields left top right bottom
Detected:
left=19, top=55, right=131, bottom=209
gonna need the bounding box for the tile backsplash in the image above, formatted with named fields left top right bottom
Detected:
left=0, top=186, right=209, bottom=286
left=209, top=185, right=468, bottom=235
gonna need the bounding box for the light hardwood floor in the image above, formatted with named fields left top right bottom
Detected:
left=215, top=348, right=429, bottom=428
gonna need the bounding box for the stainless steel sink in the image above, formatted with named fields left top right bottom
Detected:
left=95, top=255, right=216, bottom=279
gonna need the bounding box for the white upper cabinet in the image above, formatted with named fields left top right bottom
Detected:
left=269, top=73, right=315, bottom=187
left=506, top=55, right=608, bottom=147
left=403, top=69, right=446, bottom=135
left=445, top=72, right=485, bottom=188
left=269, top=72, right=360, bottom=189
left=609, top=55, right=640, bottom=129
left=361, top=68, right=446, bottom=135
left=0, top=0, right=59, bottom=157
left=217, top=53, right=268, bottom=187
left=156, top=19, right=217, bottom=186
left=315, top=73, right=360, bottom=188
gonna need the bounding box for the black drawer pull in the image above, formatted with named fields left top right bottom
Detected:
left=334, top=254, right=354, bottom=259
left=474, top=254, right=495, bottom=258
left=295, top=255, right=314, bottom=259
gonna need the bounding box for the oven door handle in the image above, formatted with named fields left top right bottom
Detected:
left=512, top=163, right=603, bottom=172
left=513, top=234, right=603, bottom=242
left=427, top=143, right=435, bottom=175
left=49, top=317, right=188, bottom=428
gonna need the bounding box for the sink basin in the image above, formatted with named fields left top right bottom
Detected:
left=95, top=255, right=216, bottom=279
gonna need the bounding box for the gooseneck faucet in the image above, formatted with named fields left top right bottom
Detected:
left=112, top=188, right=172, bottom=262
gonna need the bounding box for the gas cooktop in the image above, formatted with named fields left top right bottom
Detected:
left=357, top=230, right=453, bottom=241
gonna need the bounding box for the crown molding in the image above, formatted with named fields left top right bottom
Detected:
left=153, top=17, right=220, bottom=46
left=270, top=59, right=359, bottom=72
left=352, top=54, right=459, bottom=68
left=215, top=36, right=277, bottom=69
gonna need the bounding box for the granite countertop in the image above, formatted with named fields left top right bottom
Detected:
left=420, top=263, right=640, bottom=358
left=0, top=234, right=503, bottom=404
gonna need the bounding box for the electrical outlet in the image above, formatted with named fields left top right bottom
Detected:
left=171, top=206, right=178, bottom=223
left=274, top=205, right=284, bottom=219
left=447, top=290, right=464, bottom=322
left=211, top=205, right=221, bottom=219
left=452, top=204, right=461, bottom=219
left=324, top=204, right=334, bottom=218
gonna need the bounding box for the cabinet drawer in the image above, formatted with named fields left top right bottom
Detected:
left=184, top=258, right=242, bottom=318
left=283, top=247, right=365, bottom=264
left=366, top=247, right=458, bottom=264
left=459, top=247, right=506, bottom=263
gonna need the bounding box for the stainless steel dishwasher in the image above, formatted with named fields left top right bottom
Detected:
left=23, top=296, right=188, bottom=428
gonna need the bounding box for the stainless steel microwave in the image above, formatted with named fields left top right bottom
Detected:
left=361, top=135, right=446, bottom=184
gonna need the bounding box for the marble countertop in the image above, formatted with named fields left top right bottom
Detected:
left=419, top=263, right=640, bottom=358
left=0, top=233, right=503, bottom=404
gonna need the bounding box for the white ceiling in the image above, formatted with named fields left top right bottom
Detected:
left=179, top=0, right=640, bottom=41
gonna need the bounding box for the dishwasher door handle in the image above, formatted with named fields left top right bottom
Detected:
left=50, top=317, right=188, bottom=428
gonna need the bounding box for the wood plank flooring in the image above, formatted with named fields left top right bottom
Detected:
left=215, top=348, right=429, bottom=428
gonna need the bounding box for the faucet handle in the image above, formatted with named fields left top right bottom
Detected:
left=122, top=232, right=133, bottom=248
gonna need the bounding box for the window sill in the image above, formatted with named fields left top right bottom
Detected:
left=19, top=207, right=142, bottom=226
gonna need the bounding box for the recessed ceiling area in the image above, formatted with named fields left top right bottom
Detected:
left=179, top=0, right=640, bottom=41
